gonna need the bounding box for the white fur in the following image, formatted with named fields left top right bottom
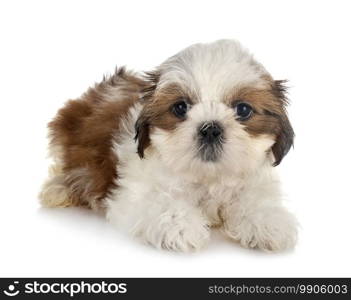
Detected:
left=157, top=39, right=270, bottom=100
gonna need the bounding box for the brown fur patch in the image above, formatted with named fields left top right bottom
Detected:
left=229, top=80, right=294, bottom=165
left=135, top=78, right=189, bottom=158
left=47, top=67, right=147, bottom=210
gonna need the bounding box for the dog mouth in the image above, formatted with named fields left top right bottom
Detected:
left=197, top=142, right=223, bottom=162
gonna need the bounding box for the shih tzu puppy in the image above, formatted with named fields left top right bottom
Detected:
left=40, top=39, right=298, bottom=252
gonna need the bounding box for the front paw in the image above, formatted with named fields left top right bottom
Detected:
left=138, top=211, right=211, bottom=252
left=224, top=207, right=298, bottom=252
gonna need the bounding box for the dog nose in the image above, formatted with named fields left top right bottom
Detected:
left=199, top=121, right=223, bottom=144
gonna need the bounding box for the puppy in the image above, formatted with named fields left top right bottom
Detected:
left=40, top=40, right=298, bottom=252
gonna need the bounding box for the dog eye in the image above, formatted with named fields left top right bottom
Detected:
left=172, top=100, right=188, bottom=118
left=234, top=102, right=253, bottom=120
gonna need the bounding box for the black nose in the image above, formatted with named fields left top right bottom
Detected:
left=199, top=121, right=223, bottom=144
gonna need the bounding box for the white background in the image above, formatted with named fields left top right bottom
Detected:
left=1, top=0, right=350, bottom=277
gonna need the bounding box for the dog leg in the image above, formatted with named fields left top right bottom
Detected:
left=221, top=180, right=298, bottom=252
left=106, top=188, right=210, bottom=252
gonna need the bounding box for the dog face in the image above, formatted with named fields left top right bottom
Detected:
left=135, top=40, right=294, bottom=180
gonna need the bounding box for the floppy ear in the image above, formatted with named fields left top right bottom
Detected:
left=134, top=114, right=150, bottom=158
left=271, top=80, right=295, bottom=166
left=134, top=71, right=160, bottom=159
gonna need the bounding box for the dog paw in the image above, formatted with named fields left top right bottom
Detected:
left=137, top=211, right=211, bottom=252
left=224, top=207, right=298, bottom=252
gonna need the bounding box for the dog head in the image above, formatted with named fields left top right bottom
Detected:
left=135, top=40, right=294, bottom=180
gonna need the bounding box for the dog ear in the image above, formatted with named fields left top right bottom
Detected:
left=134, top=114, right=150, bottom=158
left=134, top=71, right=160, bottom=159
left=271, top=80, right=295, bottom=166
